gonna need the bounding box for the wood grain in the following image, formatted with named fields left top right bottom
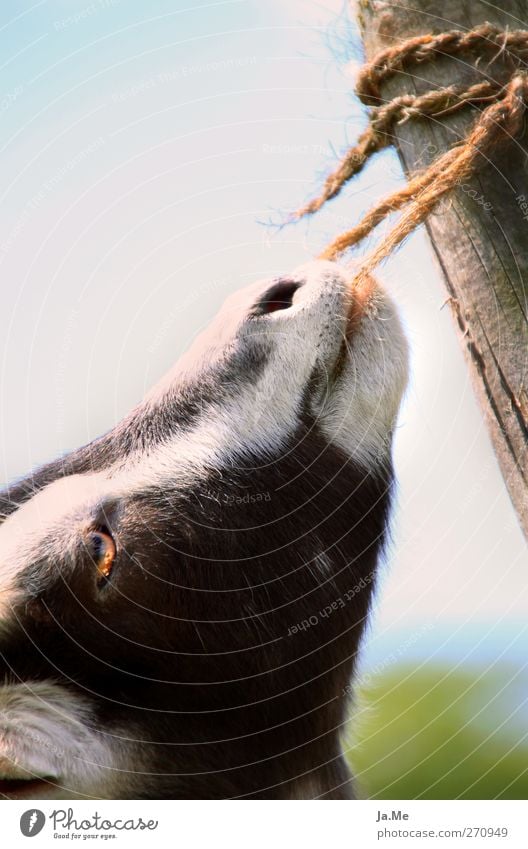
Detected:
left=357, top=0, right=528, bottom=538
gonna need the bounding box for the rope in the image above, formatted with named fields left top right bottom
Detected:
left=292, top=22, right=528, bottom=283
left=295, top=79, right=500, bottom=219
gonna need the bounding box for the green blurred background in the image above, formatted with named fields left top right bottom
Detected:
left=348, top=624, right=528, bottom=799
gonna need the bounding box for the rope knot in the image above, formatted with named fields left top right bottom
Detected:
left=293, top=24, right=528, bottom=272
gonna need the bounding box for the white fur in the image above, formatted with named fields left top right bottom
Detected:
left=0, top=681, right=134, bottom=799
left=317, top=288, right=409, bottom=463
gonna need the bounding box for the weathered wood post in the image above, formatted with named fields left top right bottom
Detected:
left=356, top=1, right=528, bottom=538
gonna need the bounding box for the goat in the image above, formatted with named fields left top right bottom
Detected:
left=0, top=260, right=408, bottom=799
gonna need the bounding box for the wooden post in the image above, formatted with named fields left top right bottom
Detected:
left=356, top=0, right=528, bottom=538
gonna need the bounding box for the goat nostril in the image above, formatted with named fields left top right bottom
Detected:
left=254, top=279, right=301, bottom=316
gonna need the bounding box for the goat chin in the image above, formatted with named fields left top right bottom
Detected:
left=0, top=260, right=408, bottom=799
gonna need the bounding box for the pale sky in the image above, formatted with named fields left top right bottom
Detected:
left=0, top=0, right=525, bottom=665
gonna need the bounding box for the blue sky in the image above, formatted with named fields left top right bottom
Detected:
left=0, top=0, right=526, bottom=665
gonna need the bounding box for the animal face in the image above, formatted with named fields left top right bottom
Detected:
left=0, top=260, right=408, bottom=799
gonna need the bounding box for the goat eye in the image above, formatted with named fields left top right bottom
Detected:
left=88, top=530, right=116, bottom=584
